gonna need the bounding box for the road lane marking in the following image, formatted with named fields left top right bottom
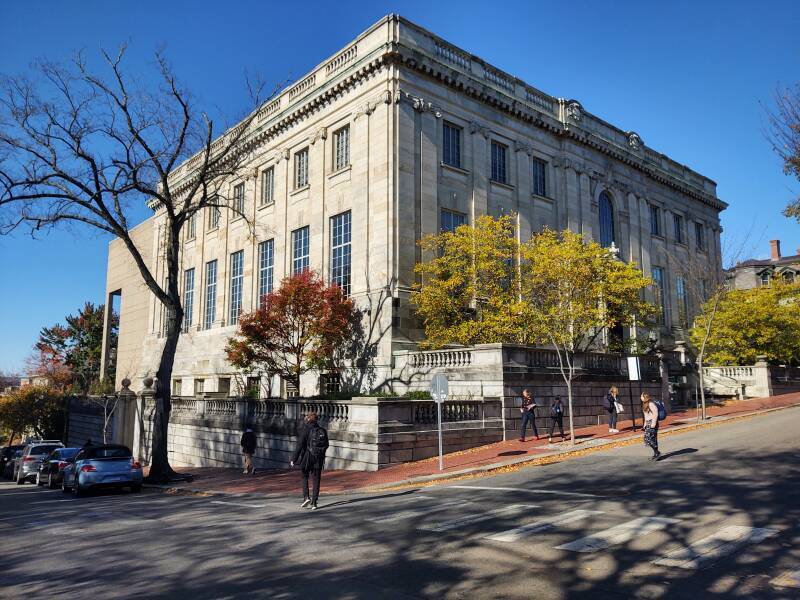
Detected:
left=486, top=509, right=605, bottom=542
left=556, top=516, right=680, bottom=553
left=382, top=500, right=472, bottom=523
left=448, top=485, right=600, bottom=499
left=772, top=568, right=800, bottom=589
left=210, top=500, right=267, bottom=508
left=420, top=504, right=538, bottom=532
left=654, top=525, right=779, bottom=569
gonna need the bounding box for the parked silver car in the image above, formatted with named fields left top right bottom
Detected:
left=15, top=441, right=64, bottom=484
left=62, top=444, right=143, bottom=497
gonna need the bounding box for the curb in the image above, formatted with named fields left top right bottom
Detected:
left=142, top=402, right=800, bottom=498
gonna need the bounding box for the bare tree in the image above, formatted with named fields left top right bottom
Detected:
left=765, top=83, right=800, bottom=223
left=0, top=48, right=278, bottom=481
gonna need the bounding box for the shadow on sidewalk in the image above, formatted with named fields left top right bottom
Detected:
left=657, top=448, right=698, bottom=461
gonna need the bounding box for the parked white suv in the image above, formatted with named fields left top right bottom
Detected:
left=15, top=440, right=64, bottom=484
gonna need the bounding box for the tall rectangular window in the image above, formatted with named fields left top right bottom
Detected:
left=186, top=212, right=197, bottom=240
left=673, top=214, right=684, bottom=244
left=330, top=211, right=352, bottom=296
left=649, top=205, right=661, bottom=236
left=676, top=276, right=689, bottom=328
left=208, top=202, right=220, bottom=230
left=229, top=250, right=244, bottom=325
left=232, top=183, right=245, bottom=218
left=333, top=126, right=350, bottom=171
left=258, top=239, right=274, bottom=306
left=183, top=268, right=195, bottom=332
left=292, top=226, right=310, bottom=274
left=695, top=222, right=706, bottom=251
left=441, top=209, right=466, bottom=233
left=651, top=267, right=665, bottom=326
left=294, top=147, right=309, bottom=188
left=203, top=260, right=217, bottom=329
left=261, top=167, right=274, bottom=206
left=531, top=158, right=547, bottom=196
left=491, top=141, right=507, bottom=183
left=442, top=121, right=462, bottom=168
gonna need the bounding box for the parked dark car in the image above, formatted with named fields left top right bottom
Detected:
left=2, top=447, right=24, bottom=479
left=1, top=444, right=25, bottom=479
left=36, top=447, right=80, bottom=488
left=15, top=441, right=64, bottom=484
left=62, top=444, right=143, bottom=497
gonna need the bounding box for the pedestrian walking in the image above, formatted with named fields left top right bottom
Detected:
left=641, top=392, right=661, bottom=460
left=82, top=438, right=94, bottom=448
left=519, top=389, right=539, bottom=442
left=290, top=411, right=329, bottom=510
left=603, top=386, right=621, bottom=433
left=240, top=427, right=256, bottom=475
left=548, top=396, right=566, bottom=443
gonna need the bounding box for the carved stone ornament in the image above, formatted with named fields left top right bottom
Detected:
left=566, top=100, right=583, bottom=122
left=469, top=121, right=491, bottom=138
left=627, top=131, right=643, bottom=150
left=402, top=91, right=442, bottom=118
left=513, top=141, right=533, bottom=155
left=310, top=127, right=328, bottom=145
left=354, top=90, right=393, bottom=119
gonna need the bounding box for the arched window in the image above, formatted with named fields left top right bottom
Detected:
left=599, top=192, right=615, bottom=248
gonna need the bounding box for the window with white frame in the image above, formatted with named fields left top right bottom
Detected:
left=292, top=226, right=310, bottom=274
left=532, top=158, right=547, bottom=196
left=229, top=250, right=244, bottom=325
left=650, top=205, right=661, bottom=236
left=491, top=141, right=507, bottom=183
left=695, top=222, right=706, bottom=251
left=442, top=121, right=462, bottom=168
left=294, top=147, right=309, bottom=188
left=173, top=379, right=182, bottom=396
left=676, top=276, right=689, bottom=328
left=232, top=183, right=245, bottom=218
left=330, top=211, right=352, bottom=296
left=183, top=268, right=195, bottom=332
left=440, top=208, right=466, bottom=233
left=204, top=259, right=217, bottom=329
left=208, top=202, right=221, bottom=230
left=261, top=167, right=274, bottom=206
left=258, top=239, right=274, bottom=306
left=186, top=212, right=197, bottom=240
left=652, top=267, right=666, bottom=325
left=333, top=126, right=350, bottom=171
left=194, top=378, right=205, bottom=395
left=760, top=271, right=771, bottom=286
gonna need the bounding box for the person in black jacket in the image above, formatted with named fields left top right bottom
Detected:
left=291, top=411, right=328, bottom=510
left=603, top=386, right=620, bottom=434
left=240, top=427, right=256, bottom=475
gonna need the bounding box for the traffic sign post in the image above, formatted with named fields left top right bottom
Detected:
left=626, top=356, right=640, bottom=431
left=430, top=374, right=449, bottom=471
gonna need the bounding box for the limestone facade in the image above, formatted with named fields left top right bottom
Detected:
left=104, top=14, right=726, bottom=396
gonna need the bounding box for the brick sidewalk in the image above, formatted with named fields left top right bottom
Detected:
left=148, top=391, right=800, bottom=496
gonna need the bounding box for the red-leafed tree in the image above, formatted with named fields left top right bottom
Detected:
left=226, top=270, right=358, bottom=392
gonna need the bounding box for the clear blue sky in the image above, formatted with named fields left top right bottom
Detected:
left=1, top=0, right=799, bottom=373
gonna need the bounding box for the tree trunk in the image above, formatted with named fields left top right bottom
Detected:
left=146, top=320, right=180, bottom=482
left=567, top=378, right=575, bottom=447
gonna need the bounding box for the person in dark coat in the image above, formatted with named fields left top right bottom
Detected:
left=240, top=427, right=256, bottom=475
left=519, top=389, right=539, bottom=442
left=603, top=386, right=620, bottom=434
left=548, top=396, right=566, bottom=443
left=291, top=411, right=328, bottom=510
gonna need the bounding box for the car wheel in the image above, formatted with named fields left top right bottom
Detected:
left=16, top=473, right=24, bottom=485
left=47, top=473, right=55, bottom=489
left=36, top=472, right=43, bottom=486
left=74, top=482, right=87, bottom=498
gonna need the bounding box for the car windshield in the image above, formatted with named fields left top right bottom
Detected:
left=29, top=445, right=61, bottom=456
left=85, top=447, right=132, bottom=459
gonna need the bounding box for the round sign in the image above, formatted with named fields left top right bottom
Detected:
left=430, top=373, right=449, bottom=404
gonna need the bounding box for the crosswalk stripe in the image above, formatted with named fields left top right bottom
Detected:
left=556, top=516, right=680, bottom=553
left=486, top=509, right=605, bottom=542
left=420, top=504, right=538, bottom=532
left=771, top=568, right=800, bottom=589
left=448, top=485, right=600, bottom=499
left=382, top=500, right=472, bottom=523
left=654, top=525, right=778, bottom=569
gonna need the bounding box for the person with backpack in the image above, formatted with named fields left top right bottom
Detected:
left=603, top=386, right=620, bottom=434
left=518, top=389, right=539, bottom=442
left=548, top=396, right=566, bottom=443
left=290, top=411, right=329, bottom=510
left=641, top=392, right=662, bottom=461
left=240, top=427, right=256, bottom=475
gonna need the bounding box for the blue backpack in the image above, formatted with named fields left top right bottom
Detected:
left=655, top=400, right=667, bottom=422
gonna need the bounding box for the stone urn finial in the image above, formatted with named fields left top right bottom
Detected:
left=121, top=378, right=131, bottom=391
left=143, top=377, right=154, bottom=389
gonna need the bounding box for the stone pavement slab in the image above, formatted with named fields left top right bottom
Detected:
left=145, top=391, right=800, bottom=497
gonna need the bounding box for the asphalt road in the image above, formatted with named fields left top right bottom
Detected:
left=1, top=406, right=799, bottom=599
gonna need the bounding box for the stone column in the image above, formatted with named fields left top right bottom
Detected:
left=112, top=378, right=136, bottom=448
left=134, top=377, right=156, bottom=464
left=752, top=356, right=773, bottom=398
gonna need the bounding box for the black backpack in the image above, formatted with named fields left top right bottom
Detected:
left=307, top=424, right=329, bottom=458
